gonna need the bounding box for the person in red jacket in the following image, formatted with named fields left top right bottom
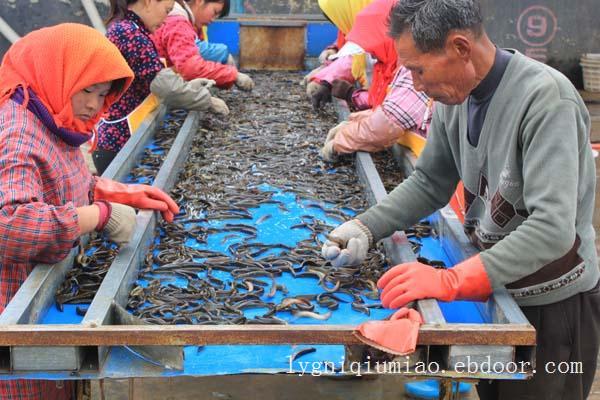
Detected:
left=152, top=0, right=254, bottom=92
left=0, top=23, right=179, bottom=400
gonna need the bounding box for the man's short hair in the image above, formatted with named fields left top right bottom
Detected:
left=388, top=0, right=483, bottom=52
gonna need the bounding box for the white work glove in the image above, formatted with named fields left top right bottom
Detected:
left=150, top=68, right=212, bottom=111
left=322, top=219, right=373, bottom=267
left=318, top=48, right=337, bottom=64
left=325, top=121, right=350, bottom=142
left=210, top=96, right=230, bottom=116
left=301, top=66, right=324, bottom=87
left=191, top=78, right=216, bottom=89
left=320, top=141, right=336, bottom=161
left=320, top=121, right=350, bottom=161
left=103, top=203, right=136, bottom=246
left=235, top=72, right=254, bottom=91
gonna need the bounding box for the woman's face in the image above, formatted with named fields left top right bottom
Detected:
left=139, top=0, right=175, bottom=32
left=192, top=0, right=224, bottom=26
left=71, top=82, right=112, bottom=122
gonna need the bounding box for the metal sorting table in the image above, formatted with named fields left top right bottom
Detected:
left=0, top=101, right=535, bottom=386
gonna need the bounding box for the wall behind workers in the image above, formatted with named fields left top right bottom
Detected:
left=480, top=0, right=599, bottom=87
left=0, top=0, right=598, bottom=86
left=0, top=0, right=109, bottom=56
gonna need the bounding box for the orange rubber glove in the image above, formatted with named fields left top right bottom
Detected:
left=93, top=177, right=179, bottom=223
left=355, top=308, right=423, bottom=355
left=378, top=255, right=492, bottom=309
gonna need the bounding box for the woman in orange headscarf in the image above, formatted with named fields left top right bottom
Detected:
left=0, top=23, right=178, bottom=399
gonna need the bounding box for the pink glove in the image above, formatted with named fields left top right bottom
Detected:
left=333, top=107, right=404, bottom=154
left=311, top=55, right=355, bottom=86
left=93, top=177, right=179, bottom=222
left=378, top=255, right=492, bottom=309
left=348, top=109, right=373, bottom=122
left=355, top=308, right=423, bottom=355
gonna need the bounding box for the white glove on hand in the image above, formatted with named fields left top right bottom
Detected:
left=301, top=66, right=324, bottom=87
left=320, top=140, right=336, bottom=162
left=190, top=78, right=216, bottom=89
left=320, top=121, right=350, bottom=161
left=325, top=121, right=350, bottom=143
left=318, top=48, right=337, bottom=64
left=150, top=68, right=212, bottom=111
left=210, top=97, right=230, bottom=116
left=104, top=203, right=136, bottom=246
left=235, top=72, right=254, bottom=91
left=322, top=219, right=373, bottom=267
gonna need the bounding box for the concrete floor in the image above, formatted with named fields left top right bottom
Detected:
left=90, top=374, right=479, bottom=400
left=87, top=362, right=600, bottom=400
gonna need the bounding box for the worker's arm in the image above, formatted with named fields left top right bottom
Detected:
left=356, top=105, right=461, bottom=242
left=158, top=17, right=238, bottom=87
left=0, top=138, right=80, bottom=265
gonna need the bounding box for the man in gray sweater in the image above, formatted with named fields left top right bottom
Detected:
left=322, top=0, right=600, bottom=398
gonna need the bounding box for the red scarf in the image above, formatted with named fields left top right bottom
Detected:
left=346, top=0, right=398, bottom=107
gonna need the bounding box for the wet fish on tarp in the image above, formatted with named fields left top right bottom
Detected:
left=119, top=72, right=415, bottom=327
left=256, top=214, right=272, bottom=224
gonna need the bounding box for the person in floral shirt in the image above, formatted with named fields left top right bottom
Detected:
left=93, top=0, right=175, bottom=174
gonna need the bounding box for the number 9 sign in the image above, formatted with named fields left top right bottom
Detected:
left=517, top=5, right=558, bottom=47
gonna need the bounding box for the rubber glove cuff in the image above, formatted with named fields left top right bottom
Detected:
left=453, top=254, right=493, bottom=301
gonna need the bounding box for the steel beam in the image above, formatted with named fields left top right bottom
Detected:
left=84, top=111, right=201, bottom=366
left=0, top=323, right=535, bottom=347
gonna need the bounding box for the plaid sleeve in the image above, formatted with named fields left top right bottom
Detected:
left=382, top=66, right=431, bottom=132
left=0, top=121, right=79, bottom=265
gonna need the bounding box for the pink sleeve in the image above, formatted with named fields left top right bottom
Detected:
left=348, top=109, right=372, bottom=121
left=351, top=89, right=371, bottom=110
left=156, top=17, right=238, bottom=88
left=333, top=107, right=405, bottom=154
left=311, top=55, right=355, bottom=85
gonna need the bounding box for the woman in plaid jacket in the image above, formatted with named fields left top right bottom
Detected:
left=0, top=23, right=178, bottom=399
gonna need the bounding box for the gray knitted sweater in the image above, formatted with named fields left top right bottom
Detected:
left=358, top=50, right=599, bottom=306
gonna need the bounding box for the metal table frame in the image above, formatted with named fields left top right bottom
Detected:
left=0, top=102, right=535, bottom=393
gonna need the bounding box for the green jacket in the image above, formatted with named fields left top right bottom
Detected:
left=358, top=50, right=599, bottom=306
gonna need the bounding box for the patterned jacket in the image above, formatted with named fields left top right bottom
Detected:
left=98, top=11, right=164, bottom=153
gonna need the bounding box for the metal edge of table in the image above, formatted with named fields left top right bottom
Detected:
left=0, top=323, right=535, bottom=347
left=0, top=102, right=539, bottom=377
left=83, top=111, right=201, bottom=368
